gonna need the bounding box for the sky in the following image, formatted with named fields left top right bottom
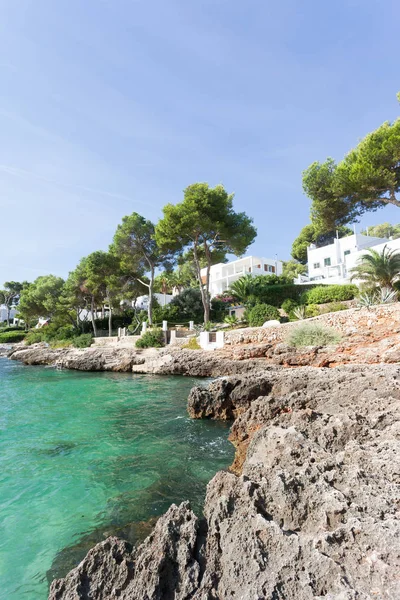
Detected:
left=1, top=0, right=399, bottom=284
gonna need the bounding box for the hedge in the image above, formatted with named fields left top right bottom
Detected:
left=301, top=284, right=358, bottom=305
left=0, top=330, right=26, bottom=343
left=253, top=284, right=319, bottom=307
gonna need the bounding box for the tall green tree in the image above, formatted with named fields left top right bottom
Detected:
left=291, top=224, right=352, bottom=264
left=303, top=113, right=400, bottom=232
left=282, top=260, right=308, bottom=282
left=17, top=276, right=65, bottom=326
left=0, top=281, right=25, bottom=326
left=156, top=183, right=256, bottom=323
left=361, top=222, right=400, bottom=240
left=111, top=213, right=166, bottom=325
left=350, top=245, right=400, bottom=290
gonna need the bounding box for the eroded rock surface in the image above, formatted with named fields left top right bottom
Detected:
left=49, top=365, right=400, bottom=599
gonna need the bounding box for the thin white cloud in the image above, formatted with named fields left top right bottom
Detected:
left=0, top=164, right=151, bottom=206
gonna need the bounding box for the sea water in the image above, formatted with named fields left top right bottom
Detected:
left=0, top=359, right=233, bottom=599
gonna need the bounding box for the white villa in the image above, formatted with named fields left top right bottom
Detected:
left=0, top=306, right=18, bottom=324
left=201, top=256, right=283, bottom=297
left=298, top=233, right=400, bottom=285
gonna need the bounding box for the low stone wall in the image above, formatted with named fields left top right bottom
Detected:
left=224, top=303, right=400, bottom=346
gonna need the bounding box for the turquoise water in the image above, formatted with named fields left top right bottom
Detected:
left=0, top=359, right=233, bottom=599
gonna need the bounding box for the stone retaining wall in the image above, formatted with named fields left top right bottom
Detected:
left=224, top=303, right=400, bottom=346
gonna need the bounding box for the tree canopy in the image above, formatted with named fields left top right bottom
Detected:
left=156, top=183, right=256, bottom=322
left=303, top=117, right=400, bottom=233
left=0, top=281, right=25, bottom=325
left=361, top=222, right=400, bottom=240
left=17, top=276, right=65, bottom=325
left=291, top=224, right=352, bottom=264
left=111, top=213, right=168, bottom=325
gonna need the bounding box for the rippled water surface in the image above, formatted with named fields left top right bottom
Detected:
left=0, top=359, right=234, bottom=599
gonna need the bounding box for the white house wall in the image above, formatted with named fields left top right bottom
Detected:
left=201, top=256, right=283, bottom=297
left=307, top=235, right=400, bottom=285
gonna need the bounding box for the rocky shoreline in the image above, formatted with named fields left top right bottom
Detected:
left=48, top=364, right=400, bottom=599
left=5, top=304, right=400, bottom=599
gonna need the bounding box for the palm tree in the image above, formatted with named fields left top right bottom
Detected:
left=350, top=245, right=400, bottom=289
left=229, top=274, right=255, bottom=303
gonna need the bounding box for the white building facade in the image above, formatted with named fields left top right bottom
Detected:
left=201, top=256, right=283, bottom=297
left=299, top=234, right=400, bottom=285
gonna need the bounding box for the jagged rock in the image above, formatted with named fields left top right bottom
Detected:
left=187, top=374, right=273, bottom=420
left=50, top=365, right=400, bottom=599
left=49, top=502, right=200, bottom=600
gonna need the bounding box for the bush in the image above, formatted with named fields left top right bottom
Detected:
left=136, top=328, right=165, bottom=348
left=287, top=323, right=341, bottom=348
left=25, top=331, right=45, bottom=345
left=301, top=284, right=358, bottom=305
left=72, top=334, right=93, bottom=348
left=50, top=340, right=73, bottom=349
left=245, top=304, right=280, bottom=327
left=181, top=337, right=201, bottom=350
left=0, top=330, right=26, bottom=343
left=169, top=288, right=204, bottom=322
left=246, top=283, right=318, bottom=307
left=305, top=304, right=320, bottom=318
left=224, top=315, right=239, bottom=327
left=281, top=299, right=298, bottom=314
left=319, top=302, right=348, bottom=314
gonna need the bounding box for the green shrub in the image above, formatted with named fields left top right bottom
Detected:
left=281, top=299, right=298, bottom=314
left=181, top=337, right=201, bottom=350
left=305, top=304, right=320, bottom=318
left=245, top=304, right=280, bottom=327
left=224, top=315, right=239, bottom=327
left=246, top=283, right=318, bottom=307
left=0, top=330, right=26, bottom=343
left=72, top=334, right=93, bottom=348
left=287, top=323, right=341, bottom=348
left=320, top=302, right=348, bottom=314
left=50, top=340, right=73, bottom=349
left=301, top=284, right=358, bottom=305
left=136, top=329, right=165, bottom=348
left=25, top=331, right=45, bottom=345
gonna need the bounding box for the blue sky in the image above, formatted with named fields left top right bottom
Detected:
left=1, top=0, right=399, bottom=283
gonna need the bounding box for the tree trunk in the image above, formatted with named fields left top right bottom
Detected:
left=90, top=296, right=97, bottom=337
left=148, top=267, right=155, bottom=326
left=193, top=244, right=210, bottom=324
left=108, top=304, right=112, bottom=337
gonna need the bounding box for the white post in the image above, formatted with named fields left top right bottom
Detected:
left=189, top=321, right=194, bottom=331
left=162, top=320, right=168, bottom=332
left=141, top=322, right=147, bottom=335
left=169, top=330, right=177, bottom=345
left=216, top=331, right=224, bottom=348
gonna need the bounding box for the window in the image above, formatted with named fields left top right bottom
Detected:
left=313, top=262, right=320, bottom=269
left=265, top=265, right=275, bottom=273
left=324, top=257, right=331, bottom=266
left=344, top=250, right=350, bottom=257
left=264, top=264, right=268, bottom=271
